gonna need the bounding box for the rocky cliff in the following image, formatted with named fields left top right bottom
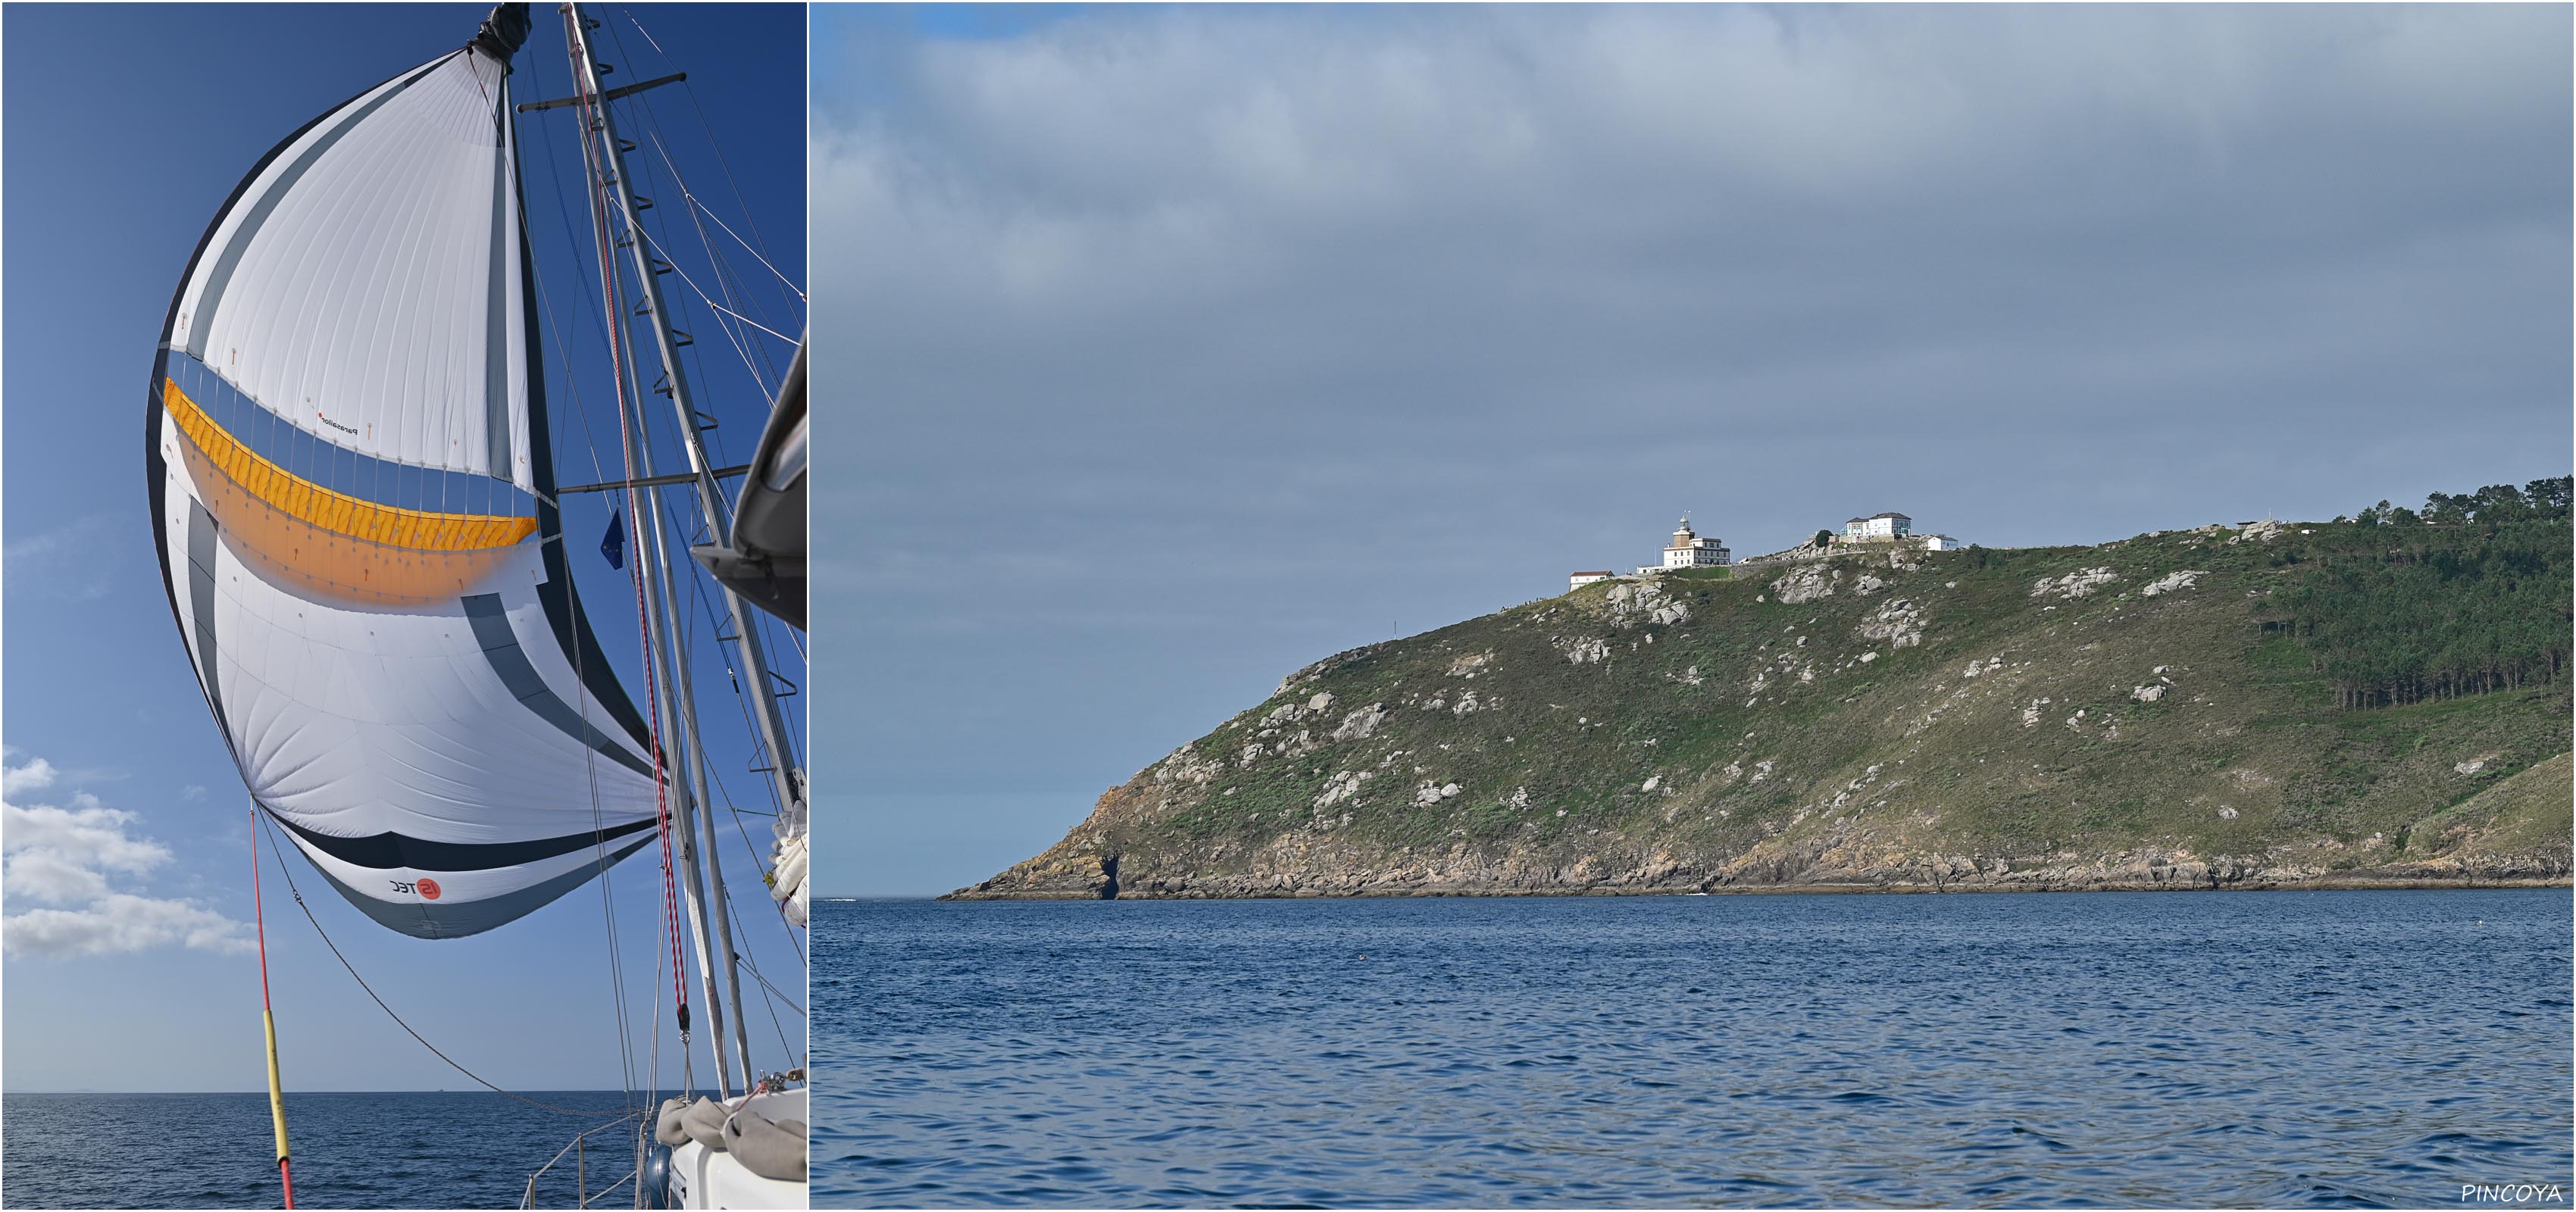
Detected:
left=955, top=517, right=2572, bottom=899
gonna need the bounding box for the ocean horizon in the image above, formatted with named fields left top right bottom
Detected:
left=817, top=888, right=2574, bottom=1207
left=3, top=1089, right=663, bottom=1210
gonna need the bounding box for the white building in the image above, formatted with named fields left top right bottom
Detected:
left=1844, top=511, right=1912, bottom=542
left=1918, top=533, right=1968, bottom=551
left=1662, top=517, right=1731, bottom=569
left=1568, top=570, right=1616, bottom=591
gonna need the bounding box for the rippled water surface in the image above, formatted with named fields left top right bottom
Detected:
left=816, top=891, right=2572, bottom=1207
left=2, top=1090, right=641, bottom=1209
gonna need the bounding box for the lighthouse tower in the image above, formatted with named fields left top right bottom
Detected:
left=1662, top=517, right=1731, bottom=569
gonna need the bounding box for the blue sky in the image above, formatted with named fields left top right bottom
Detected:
left=3, top=2, right=807, bottom=1098
left=809, top=3, right=2573, bottom=897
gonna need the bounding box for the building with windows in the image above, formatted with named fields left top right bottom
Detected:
left=1662, top=517, right=1730, bottom=568
left=1844, top=511, right=1912, bottom=542
left=1568, top=570, right=1616, bottom=591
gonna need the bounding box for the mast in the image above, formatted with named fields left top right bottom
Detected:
left=638, top=475, right=758, bottom=1088
left=559, top=0, right=760, bottom=1095
left=562, top=1, right=806, bottom=840
left=632, top=467, right=737, bottom=1099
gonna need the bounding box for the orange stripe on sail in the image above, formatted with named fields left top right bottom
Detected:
left=164, top=378, right=536, bottom=552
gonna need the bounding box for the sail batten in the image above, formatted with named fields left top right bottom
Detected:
left=149, top=24, right=660, bottom=941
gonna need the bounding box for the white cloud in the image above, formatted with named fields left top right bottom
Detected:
left=5, top=798, right=174, bottom=878
left=4, top=895, right=256, bottom=957
left=815, top=4, right=2572, bottom=814
left=5, top=850, right=111, bottom=903
left=3, top=757, right=57, bottom=798
left=2, top=516, right=118, bottom=602
left=2, top=752, right=251, bottom=957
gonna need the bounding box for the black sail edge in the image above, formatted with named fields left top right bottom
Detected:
left=146, top=56, right=442, bottom=764
left=509, top=55, right=658, bottom=756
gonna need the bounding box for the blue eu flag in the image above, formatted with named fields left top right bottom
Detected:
left=602, top=511, right=626, bottom=570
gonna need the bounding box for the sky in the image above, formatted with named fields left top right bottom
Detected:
left=810, top=3, right=2574, bottom=898
left=2, top=2, right=808, bottom=1098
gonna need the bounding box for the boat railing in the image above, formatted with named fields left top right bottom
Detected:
left=520, top=1111, right=645, bottom=1210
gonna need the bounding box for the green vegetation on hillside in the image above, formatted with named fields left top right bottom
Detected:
left=959, top=489, right=2573, bottom=900
left=2271, top=478, right=2571, bottom=710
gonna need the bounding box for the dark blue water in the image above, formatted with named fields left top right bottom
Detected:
left=2, top=1090, right=646, bottom=1209
left=815, top=890, right=2573, bottom=1207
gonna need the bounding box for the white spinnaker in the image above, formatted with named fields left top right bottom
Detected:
left=150, top=36, right=664, bottom=939
left=173, top=48, right=531, bottom=490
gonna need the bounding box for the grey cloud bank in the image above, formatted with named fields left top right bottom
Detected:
left=811, top=4, right=2571, bottom=896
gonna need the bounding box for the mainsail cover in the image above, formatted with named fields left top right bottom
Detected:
left=146, top=10, right=663, bottom=939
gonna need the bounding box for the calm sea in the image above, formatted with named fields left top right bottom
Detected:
left=814, top=890, right=2573, bottom=1208
left=2, top=1089, right=645, bottom=1209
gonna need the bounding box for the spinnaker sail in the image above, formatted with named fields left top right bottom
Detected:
left=145, top=11, right=663, bottom=939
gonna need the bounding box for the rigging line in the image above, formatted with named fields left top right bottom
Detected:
left=702, top=291, right=799, bottom=347
left=527, top=125, right=686, bottom=1104
left=661, top=520, right=806, bottom=971
left=524, top=216, right=667, bottom=1103
left=652, top=451, right=805, bottom=800
left=634, top=123, right=799, bottom=380
left=617, top=161, right=780, bottom=405
left=514, top=54, right=639, bottom=1117
left=705, top=725, right=806, bottom=969
left=603, top=271, right=708, bottom=1107
left=724, top=909, right=801, bottom=1078
left=635, top=92, right=804, bottom=322
left=527, top=86, right=658, bottom=1108
left=697, top=688, right=797, bottom=932
left=570, top=23, right=693, bottom=1094
left=635, top=120, right=791, bottom=405
left=619, top=8, right=805, bottom=320
left=756, top=608, right=808, bottom=776
left=576, top=629, right=641, bottom=1119
left=524, top=143, right=673, bottom=1122
left=253, top=813, right=633, bottom=1119
left=692, top=192, right=805, bottom=303
left=667, top=491, right=799, bottom=823
left=638, top=116, right=805, bottom=367
left=617, top=112, right=775, bottom=486
left=714, top=882, right=798, bottom=1058
left=514, top=43, right=646, bottom=1117
left=761, top=602, right=810, bottom=708
left=601, top=130, right=756, bottom=498
left=521, top=64, right=617, bottom=490
left=605, top=21, right=789, bottom=432
left=631, top=226, right=799, bottom=348
left=603, top=23, right=805, bottom=1016
left=767, top=599, right=810, bottom=669
left=696, top=739, right=809, bottom=974
left=713, top=877, right=802, bottom=1066
left=662, top=154, right=801, bottom=368
left=739, top=962, right=807, bottom=1020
